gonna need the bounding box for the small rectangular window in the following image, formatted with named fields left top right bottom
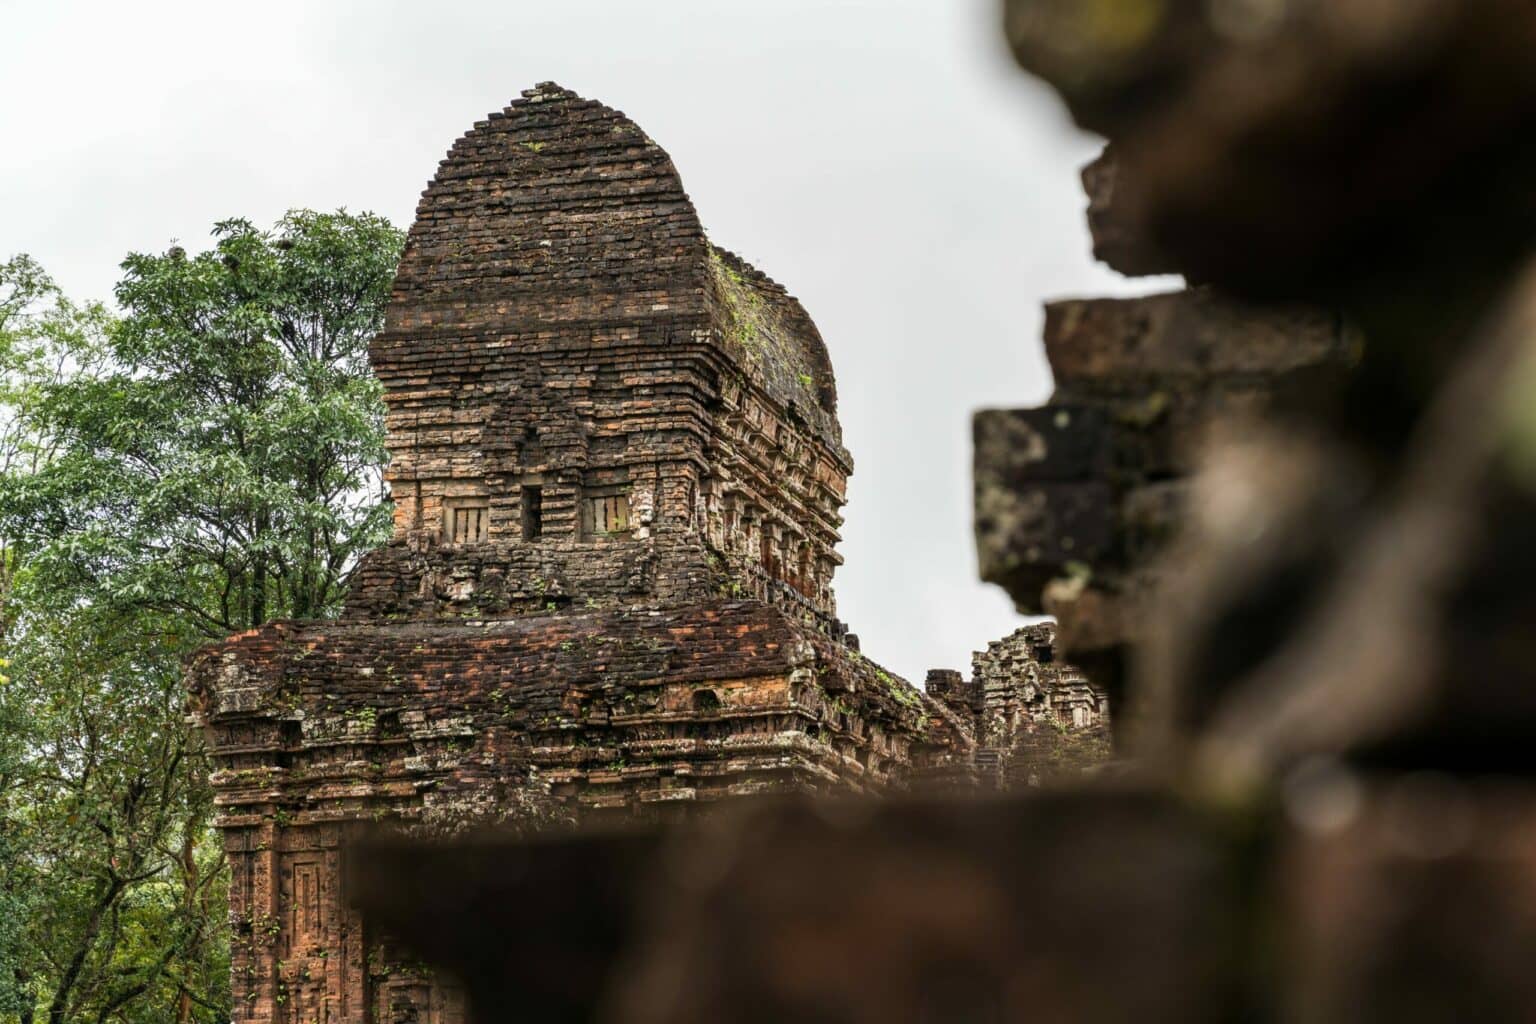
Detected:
left=585, top=493, right=630, bottom=535
left=444, top=500, right=488, bottom=544
left=522, top=485, right=543, bottom=541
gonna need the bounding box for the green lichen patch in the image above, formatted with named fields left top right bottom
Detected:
left=883, top=673, right=925, bottom=715
left=706, top=244, right=824, bottom=416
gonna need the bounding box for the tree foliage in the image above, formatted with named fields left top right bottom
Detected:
left=15, top=211, right=402, bottom=634
left=0, top=211, right=403, bottom=1023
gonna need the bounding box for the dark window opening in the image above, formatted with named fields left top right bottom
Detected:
left=446, top=502, right=488, bottom=544
left=692, top=689, right=721, bottom=712
left=1032, top=644, right=1054, bottom=665
left=583, top=493, right=630, bottom=536
left=522, top=485, right=543, bottom=541
left=519, top=425, right=544, bottom=466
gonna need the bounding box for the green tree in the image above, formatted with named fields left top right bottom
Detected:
left=0, top=254, right=115, bottom=1022
left=3, top=609, right=228, bottom=1024
left=0, top=210, right=403, bottom=1023
left=21, top=211, right=403, bottom=633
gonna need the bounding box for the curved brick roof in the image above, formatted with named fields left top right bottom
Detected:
left=374, top=82, right=841, bottom=450
left=706, top=244, right=842, bottom=450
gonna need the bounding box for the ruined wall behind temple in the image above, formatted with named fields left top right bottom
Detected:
left=925, top=623, right=1109, bottom=787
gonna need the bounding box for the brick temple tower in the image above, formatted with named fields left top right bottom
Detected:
left=354, top=82, right=850, bottom=628
left=189, top=84, right=972, bottom=1024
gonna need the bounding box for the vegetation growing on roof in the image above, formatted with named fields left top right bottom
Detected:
left=875, top=665, right=925, bottom=714
left=708, top=245, right=768, bottom=355
left=706, top=244, right=826, bottom=416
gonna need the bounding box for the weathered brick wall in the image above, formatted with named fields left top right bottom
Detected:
left=193, top=602, right=942, bottom=1017
left=192, top=599, right=952, bottom=1022
left=194, top=602, right=944, bottom=825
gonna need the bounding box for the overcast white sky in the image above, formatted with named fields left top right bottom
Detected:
left=0, top=0, right=1173, bottom=681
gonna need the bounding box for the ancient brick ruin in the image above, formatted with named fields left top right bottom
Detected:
left=927, top=623, right=1108, bottom=787
left=188, top=83, right=1099, bottom=1024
